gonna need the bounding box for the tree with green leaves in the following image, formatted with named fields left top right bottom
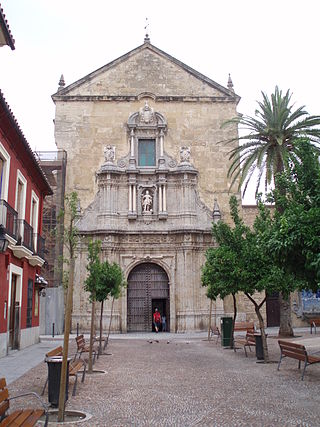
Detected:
left=58, top=192, right=80, bottom=422
left=202, top=196, right=297, bottom=361
left=102, top=262, right=125, bottom=351
left=266, top=140, right=320, bottom=292
left=222, top=87, right=320, bottom=336
left=84, top=241, right=125, bottom=357
left=84, top=239, right=104, bottom=372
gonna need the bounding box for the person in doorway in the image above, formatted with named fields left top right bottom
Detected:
left=153, top=308, right=161, bottom=333
left=162, top=315, right=167, bottom=332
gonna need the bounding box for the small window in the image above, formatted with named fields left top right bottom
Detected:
left=138, top=139, right=156, bottom=166
left=0, top=157, right=4, bottom=199
left=26, top=279, right=33, bottom=328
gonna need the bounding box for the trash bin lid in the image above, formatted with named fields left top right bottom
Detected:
left=46, top=356, right=72, bottom=362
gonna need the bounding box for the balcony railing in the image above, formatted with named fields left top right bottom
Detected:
left=34, top=233, right=45, bottom=259
left=0, top=199, right=18, bottom=239
left=17, top=219, right=34, bottom=252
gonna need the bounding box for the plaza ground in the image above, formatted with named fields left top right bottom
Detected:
left=1, top=329, right=320, bottom=426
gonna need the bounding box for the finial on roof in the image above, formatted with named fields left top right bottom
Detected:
left=144, top=17, right=150, bottom=43
left=227, top=73, right=234, bottom=92
left=213, top=198, right=221, bottom=223
left=58, top=74, right=65, bottom=92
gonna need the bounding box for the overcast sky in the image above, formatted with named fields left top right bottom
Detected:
left=1, top=0, right=319, bottom=202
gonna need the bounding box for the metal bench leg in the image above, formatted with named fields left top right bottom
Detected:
left=244, top=345, right=248, bottom=357
left=72, top=374, right=78, bottom=396
left=81, top=366, right=86, bottom=383
left=277, top=354, right=283, bottom=371
left=298, top=360, right=301, bottom=369
left=301, top=360, right=308, bottom=380
left=41, top=377, right=48, bottom=396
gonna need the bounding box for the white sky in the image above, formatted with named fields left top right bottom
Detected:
left=1, top=0, right=320, bottom=203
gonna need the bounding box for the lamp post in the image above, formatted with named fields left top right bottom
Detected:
left=0, top=225, right=9, bottom=253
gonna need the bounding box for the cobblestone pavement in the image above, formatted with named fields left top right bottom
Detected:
left=5, top=332, right=320, bottom=426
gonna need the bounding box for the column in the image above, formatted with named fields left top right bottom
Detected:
left=163, top=185, right=166, bottom=212
left=132, top=185, right=136, bottom=212
left=130, top=129, right=135, bottom=157
left=159, top=185, right=163, bottom=212
left=159, top=130, right=164, bottom=157
left=129, top=185, right=132, bottom=211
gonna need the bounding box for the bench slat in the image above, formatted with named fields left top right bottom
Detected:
left=0, top=410, right=23, bottom=426
left=1, top=409, right=33, bottom=426
left=20, top=409, right=45, bottom=427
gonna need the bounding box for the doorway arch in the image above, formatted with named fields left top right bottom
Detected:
left=127, top=262, right=169, bottom=332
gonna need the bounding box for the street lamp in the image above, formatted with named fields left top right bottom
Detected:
left=0, top=225, right=9, bottom=253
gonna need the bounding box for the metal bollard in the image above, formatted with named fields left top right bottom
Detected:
left=76, top=322, right=79, bottom=337
left=52, top=322, right=55, bottom=338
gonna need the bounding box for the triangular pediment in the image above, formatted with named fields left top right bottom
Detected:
left=53, top=42, right=239, bottom=100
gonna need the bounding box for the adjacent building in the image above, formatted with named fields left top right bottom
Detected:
left=0, top=5, right=52, bottom=356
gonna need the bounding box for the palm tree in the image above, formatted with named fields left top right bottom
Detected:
left=222, top=86, right=320, bottom=336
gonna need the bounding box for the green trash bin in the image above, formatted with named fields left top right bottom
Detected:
left=221, top=317, right=233, bottom=347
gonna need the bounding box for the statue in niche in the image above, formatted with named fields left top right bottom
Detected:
left=139, top=101, right=155, bottom=124
left=142, top=190, right=153, bottom=213
left=180, top=146, right=191, bottom=163
left=104, top=145, right=115, bottom=163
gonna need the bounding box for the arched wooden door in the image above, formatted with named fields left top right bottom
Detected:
left=127, top=263, right=169, bottom=332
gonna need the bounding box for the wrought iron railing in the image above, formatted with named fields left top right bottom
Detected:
left=33, top=233, right=45, bottom=258
left=0, top=199, right=18, bottom=239
left=17, top=219, right=34, bottom=252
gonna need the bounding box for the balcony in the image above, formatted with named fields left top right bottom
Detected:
left=1, top=199, right=46, bottom=266
left=0, top=199, right=18, bottom=240
left=12, top=220, right=34, bottom=259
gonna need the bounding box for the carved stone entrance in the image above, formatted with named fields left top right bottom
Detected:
left=127, top=263, right=169, bottom=332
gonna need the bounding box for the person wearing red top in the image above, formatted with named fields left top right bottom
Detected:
left=153, top=308, right=161, bottom=333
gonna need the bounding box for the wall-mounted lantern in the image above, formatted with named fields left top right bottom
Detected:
left=0, top=225, right=9, bottom=253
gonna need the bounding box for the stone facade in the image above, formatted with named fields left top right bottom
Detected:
left=52, top=39, right=249, bottom=332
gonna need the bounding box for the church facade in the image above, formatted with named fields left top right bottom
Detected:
left=52, top=37, right=242, bottom=332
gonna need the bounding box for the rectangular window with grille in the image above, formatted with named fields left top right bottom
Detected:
left=0, top=157, right=4, bottom=199
left=138, top=139, right=156, bottom=166
left=26, top=279, right=33, bottom=328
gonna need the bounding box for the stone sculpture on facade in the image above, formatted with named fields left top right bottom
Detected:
left=180, top=146, right=191, bottom=163
left=142, top=190, right=153, bottom=213
left=139, top=101, right=155, bottom=125
left=104, top=145, right=115, bottom=163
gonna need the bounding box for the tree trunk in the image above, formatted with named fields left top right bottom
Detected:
left=106, top=297, right=115, bottom=350
left=245, top=293, right=269, bottom=362
left=58, top=257, right=74, bottom=422
left=208, top=299, right=213, bottom=341
left=231, top=293, right=237, bottom=349
left=88, top=299, right=95, bottom=373
left=99, top=300, right=104, bottom=355
left=275, top=158, right=294, bottom=337
left=279, top=293, right=294, bottom=337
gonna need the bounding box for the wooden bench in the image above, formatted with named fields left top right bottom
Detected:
left=209, top=326, right=221, bottom=343
left=234, top=321, right=255, bottom=332
left=75, top=335, right=98, bottom=363
left=278, top=340, right=320, bottom=380
left=234, top=332, right=256, bottom=356
left=42, top=346, right=86, bottom=397
left=0, top=377, right=48, bottom=426
left=309, top=318, right=320, bottom=334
